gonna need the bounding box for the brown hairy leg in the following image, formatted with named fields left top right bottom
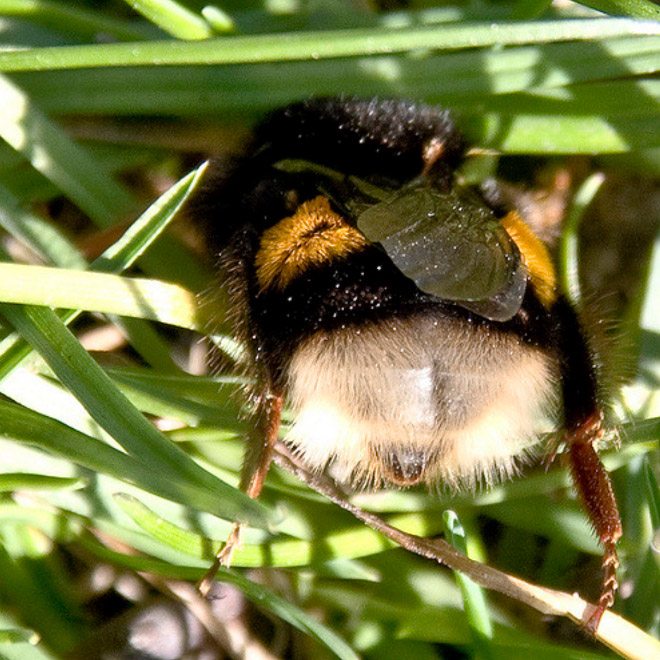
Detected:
left=198, top=392, right=283, bottom=596
left=565, top=411, right=622, bottom=633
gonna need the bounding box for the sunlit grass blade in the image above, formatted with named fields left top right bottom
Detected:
left=443, top=511, right=494, bottom=659
left=0, top=18, right=656, bottom=72
left=200, top=5, right=235, bottom=33
left=468, top=113, right=658, bottom=154
left=0, top=629, right=37, bottom=643
left=0, top=611, right=57, bottom=660
left=114, top=492, right=402, bottom=567
left=0, top=640, right=57, bottom=660
left=0, top=265, right=209, bottom=331
left=0, top=474, right=83, bottom=493
left=13, top=36, right=658, bottom=117
left=0, top=92, right=178, bottom=368
left=119, top=0, right=213, bottom=40
left=0, top=504, right=80, bottom=546
left=0, top=301, right=186, bottom=471
left=0, top=72, right=207, bottom=290
left=96, top=161, right=208, bottom=271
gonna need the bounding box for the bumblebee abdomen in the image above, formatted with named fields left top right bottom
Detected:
left=285, top=314, right=559, bottom=488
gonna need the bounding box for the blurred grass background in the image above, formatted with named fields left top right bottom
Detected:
left=0, top=0, right=657, bottom=658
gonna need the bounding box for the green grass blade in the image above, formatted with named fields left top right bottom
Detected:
left=0, top=265, right=208, bottom=331
left=0, top=543, right=80, bottom=654
left=13, top=36, right=657, bottom=118
left=0, top=301, right=188, bottom=470
left=467, top=113, right=658, bottom=154
left=0, top=184, right=86, bottom=268
left=74, top=160, right=209, bottom=370
left=94, top=161, right=208, bottom=272
left=200, top=5, right=235, bottom=33
left=0, top=163, right=211, bottom=381
left=0, top=474, right=83, bottom=493
left=114, top=492, right=397, bottom=567
left=113, top=490, right=460, bottom=568
left=558, top=172, right=606, bottom=305
left=109, top=371, right=243, bottom=427
left=644, top=459, right=660, bottom=530
left=0, top=629, right=37, bottom=643
left=577, top=0, right=660, bottom=21
left=0, top=18, right=656, bottom=71
left=0, top=304, right=270, bottom=526
left=443, top=511, right=494, bottom=659
left=459, top=78, right=659, bottom=117
left=110, top=316, right=179, bottom=373
left=0, top=0, right=158, bottom=41
left=0, top=72, right=206, bottom=292
left=1, top=110, right=206, bottom=373
left=120, top=0, right=213, bottom=40
left=0, top=398, right=268, bottom=525
left=0, top=73, right=133, bottom=223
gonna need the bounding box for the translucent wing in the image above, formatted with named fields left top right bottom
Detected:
left=356, top=183, right=527, bottom=322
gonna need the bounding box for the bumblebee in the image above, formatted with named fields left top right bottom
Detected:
left=194, top=97, right=621, bottom=629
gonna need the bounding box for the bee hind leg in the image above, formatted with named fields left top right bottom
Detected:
left=198, top=391, right=283, bottom=597
left=553, top=297, right=622, bottom=632
left=565, top=412, right=622, bottom=633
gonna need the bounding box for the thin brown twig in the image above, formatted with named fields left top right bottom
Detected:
left=271, top=448, right=660, bottom=660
